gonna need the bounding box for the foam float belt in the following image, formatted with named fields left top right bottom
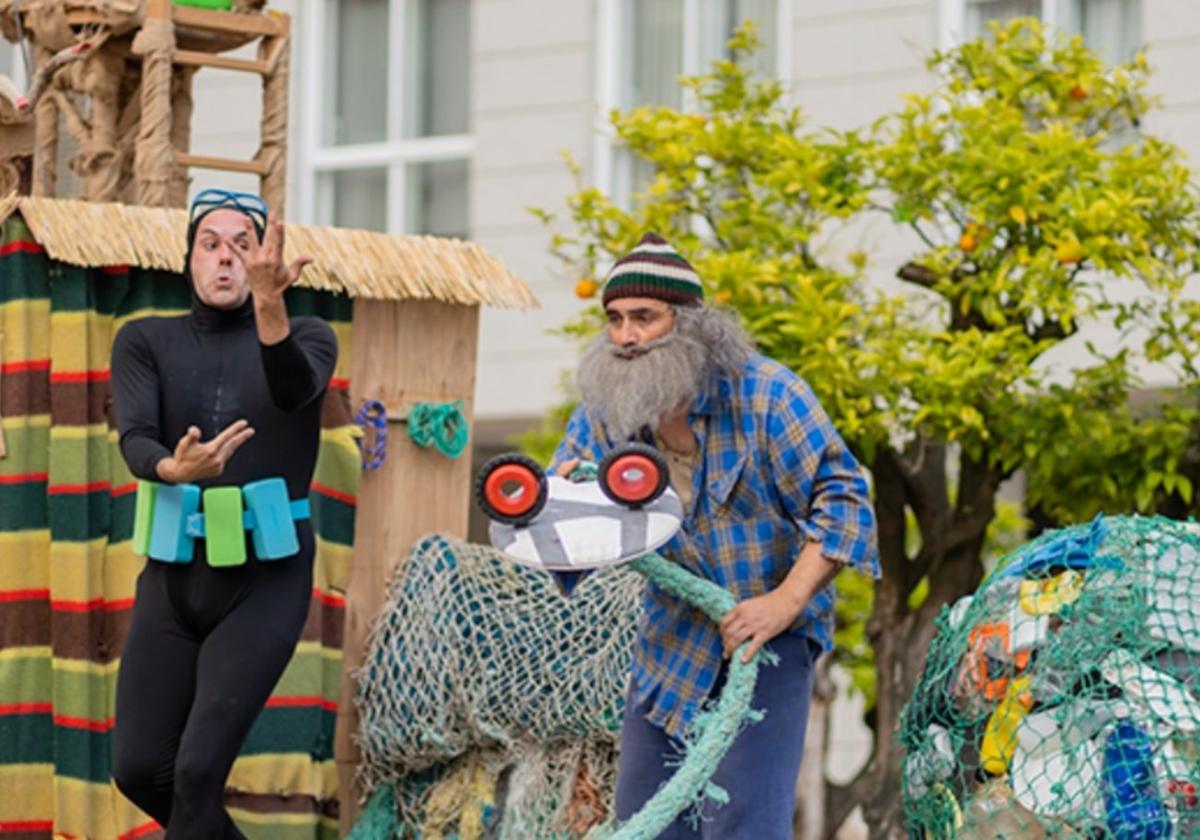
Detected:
left=131, top=477, right=310, bottom=566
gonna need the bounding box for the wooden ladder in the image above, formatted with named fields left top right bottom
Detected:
left=138, top=0, right=291, bottom=209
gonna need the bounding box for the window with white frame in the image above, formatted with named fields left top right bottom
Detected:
left=597, top=0, right=791, bottom=205
left=1060, top=0, right=1141, bottom=64
left=299, top=0, right=471, bottom=238
left=954, top=0, right=1141, bottom=63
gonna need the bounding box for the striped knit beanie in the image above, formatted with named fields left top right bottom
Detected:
left=601, top=232, right=704, bottom=307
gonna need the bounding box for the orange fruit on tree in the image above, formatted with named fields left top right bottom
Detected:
left=959, top=232, right=979, bottom=252
left=575, top=277, right=599, bottom=299
left=1055, top=239, right=1085, bottom=265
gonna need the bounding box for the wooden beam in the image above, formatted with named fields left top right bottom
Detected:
left=171, top=5, right=285, bottom=37
left=175, top=152, right=268, bottom=176
left=335, top=300, right=481, bottom=833
left=64, top=10, right=108, bottom=26
left=173, top=49, right=268, bottom=75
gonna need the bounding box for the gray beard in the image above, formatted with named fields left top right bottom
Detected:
left=576, top=305, right=755, bottom=441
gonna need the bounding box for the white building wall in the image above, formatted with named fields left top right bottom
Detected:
left=470, top=0, right=597, bottom=426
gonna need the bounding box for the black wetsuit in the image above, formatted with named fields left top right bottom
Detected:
left=110, top=290, right=336, bottom=839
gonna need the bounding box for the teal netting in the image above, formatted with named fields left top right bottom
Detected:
left=352, top=537, right=772, bottom=839
left=354, top=534, right=641, bottom=838
left=902, top=515, right=1200, bottom=839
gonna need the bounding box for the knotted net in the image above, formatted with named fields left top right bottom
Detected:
left=354, top=534, right=643, bottom=839
left=902, top=515, right=1200, bottom=839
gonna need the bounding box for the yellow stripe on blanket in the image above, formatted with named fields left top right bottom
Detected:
left=47, top=538, right=142, bottom=604
left=55, top=775, right=159, bottom=840
left=0, top=530, right=51, bottom=591
left=228, top=754, right=338, bottom=800
left=49, top=310, right=116, bottom=374
left=0, top=763, right=54, bottom=821
left=0, top=298, right=52, bottom=362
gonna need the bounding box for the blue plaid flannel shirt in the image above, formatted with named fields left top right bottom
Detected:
left=550, top=353, right=880, bottom=739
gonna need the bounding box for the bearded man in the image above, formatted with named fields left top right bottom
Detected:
left=550, top=233, right=880, bottom=837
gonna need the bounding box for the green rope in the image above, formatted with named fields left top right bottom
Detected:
left=407, top=401, right=469, bottom=459
left=346, top=782, right=397, bottom=840
left=591, top=554, right=767, bottom=840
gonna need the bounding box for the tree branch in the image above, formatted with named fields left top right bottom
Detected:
left=870, top=449, right=911, bottom=585
left=1028, top=320, right=1070, bottom=342
left=908, top=221, right=938, bottom=250
left=922, top=453, right=1003, bottom=583
left=823, top=770, right=879, bottom=840
left=897, top=261, right=939, bottom=289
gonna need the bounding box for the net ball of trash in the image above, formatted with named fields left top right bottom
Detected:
left=901, top=515, right=1200, bottom=839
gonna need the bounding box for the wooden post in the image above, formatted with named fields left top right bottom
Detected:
left=257, top=13, right=289, bottom=214
left=84, top=46, right=124, bottom=202
left=31, top=46, right=58, bottom=197
left=167, top=66, right=197, bottom=207
left=336, top=299, right=481, bottom=834
left=132, top=0, right=178, bottom=207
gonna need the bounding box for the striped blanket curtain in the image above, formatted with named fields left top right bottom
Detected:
left=0, top=215, right=358, bottom=840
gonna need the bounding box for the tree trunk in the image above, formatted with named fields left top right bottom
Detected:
left=794, top=655, right=834, bottom=839
left=825, top=448, right=1002, bottom=839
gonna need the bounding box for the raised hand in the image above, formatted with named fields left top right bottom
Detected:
left=229, top=212, right=313, bottom=302
left=156, top=419, right=256, bottom=484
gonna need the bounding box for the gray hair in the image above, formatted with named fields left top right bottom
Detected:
left=576, top=304, right=756, bottom=441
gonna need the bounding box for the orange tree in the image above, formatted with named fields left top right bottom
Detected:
left=535, top=21, right=1200, bottom=836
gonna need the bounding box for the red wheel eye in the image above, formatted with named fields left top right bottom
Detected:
left=606, top=454, right=660, bottom=503
left=484, top=464, right=540, bottom=516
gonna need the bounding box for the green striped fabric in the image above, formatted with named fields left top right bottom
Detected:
left=0, top=215, right=358, bottom=840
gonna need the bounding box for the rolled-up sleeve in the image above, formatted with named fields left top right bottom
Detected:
left=766, top=378, right=880, bottom=578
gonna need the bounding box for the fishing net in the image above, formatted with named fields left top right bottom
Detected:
left=354, top=534, right=644, bottom=839
left=902, top=515, right=1200, bottom=839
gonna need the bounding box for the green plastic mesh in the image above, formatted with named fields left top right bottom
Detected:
left=355, top=534, right=643, bottom=839
left=901, top=515, right=1200, bottom=839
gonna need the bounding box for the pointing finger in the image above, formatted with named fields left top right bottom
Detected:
left=211, top=419, right=249, bottom=448
left=287, top=256, right=313, bottom=283
left=217, top=427, right=255, bottom=462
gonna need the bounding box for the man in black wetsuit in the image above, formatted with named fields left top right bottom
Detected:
left=110, top=190, right=337, bottom=838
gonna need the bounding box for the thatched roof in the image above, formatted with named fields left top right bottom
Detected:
left=0, top=195, right=538, bottom=309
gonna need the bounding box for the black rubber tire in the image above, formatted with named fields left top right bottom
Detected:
left=475, top=452, right=549, bottom=526
left=598, top=443, right=670, bottom=509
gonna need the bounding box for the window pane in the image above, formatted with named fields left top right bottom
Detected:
left=1, top=39, right=14, bottom=77
left=407, top=160, right=468, bottom=238
left=323, top=0, right=388, bottom=146
left=966, top=0, right=1041, bottom=37
left=1065, top=0, right=1141, bottom=63
left=328, top=168, right=388, bottom=232
left=404, top=0, right=471, bottom=137
left=626, top=0, right=684, bottom=109
left=702, top=0, right=778, bottom=78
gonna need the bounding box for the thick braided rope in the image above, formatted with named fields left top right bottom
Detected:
left=592, top=553, right=766, bottom=839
